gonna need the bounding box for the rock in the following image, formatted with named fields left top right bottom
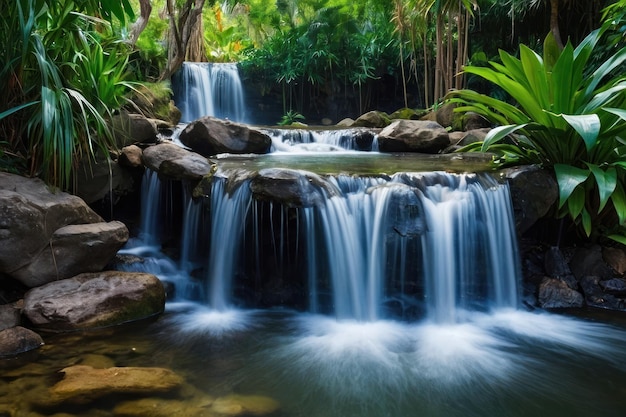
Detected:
left=49, top=365, right=183, bottom=404
left=388, top=108, right=422, bottom=120
left=0, top=173, right=128, bottom=288
left=580, top=275, right=624, bottom=310
left=336, top=118, right=355, bottom=127
left=602, top=246, right=626, bottom=275
left=211, top=394, right=280, bottom=416
left=0, top=326, right=44, bottom=357
left=352, top=111, right=390, bottom=128
left=119, top=145, right=144, bottom=168
left=179, top=116, right=272, bottom=156
left=501, top=166, right=558, bottom=235
left=537, top=277, right=584, bottom=308
left=23, top=271, right=165, bottom=331
left=599, top=278, right=626, bottom=295
left=435, top=102, right=460, bottom=130
left=143, top=141, right=190, bottom=171
left=377, top=120, right=450, bottom=153
left=74, top=150, right=136, bottom=205
left=11, top=221, right=129, bottom=288
left=458, top=128, right=491, bottom=147
left=114, top=397, right=213, bottom=417
left=462, top=112, right=491, bottom=130
left=544, top=246, right=578, bottom=289
left=250, top=169, right=338, bottom=208
left=569, top=245, right=614, bottom=281
left=142, top=143, right=213, bottom=181
left=112, top=111, right=158, bottom=147
left=0, top=303, right=21, bottom=331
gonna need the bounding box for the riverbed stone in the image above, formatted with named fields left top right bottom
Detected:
left=599, top=278, right=626, bottom=296
left=211, top=394, right=280, bottom=416
left=48, top=365, right=183, bottom=404
left=579, top=275, right=624, bottom=310
left=537, top=277, right=584, bottom=309
left=23, top=271, right=165, bottom=331
left=0, top=326, right=44, bottom=357
left=352, top=110, right=390, bottom=128
left=114, top=397, right=215, bottom=417
left=377, top=120, right=450, bottom=153
left=0, top=302, right=21, bottom=330
left=180, top=116, right=272, bottom=156
left=120, top=144, right=144, bottom=168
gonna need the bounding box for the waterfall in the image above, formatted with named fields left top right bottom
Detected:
left=128, top=167, right=520, bottom=322
left=263, top=128, right=378, bottom=152
left=173, top=62, right=246, bottom=123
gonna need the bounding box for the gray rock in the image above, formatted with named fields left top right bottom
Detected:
left=142, top=142, right=212, bottom=181
left=580, top=275, right=624, bottom=310
left=544, top=246, right=578, bottom=289
left=377, top=120, right=450, bottom=153
left=599, top=278, right=626, bottom=295
left=112, top=111, right=158, bottom=147
left=538, top=277, right=584, bottom=309
left=0, top=326, right=44, bottom=357
left=11, top=221, right=129, bottom=288
left=119, top=145, right=144, bottom=168
left=0, top=303, right=21, bottom=331
left=250, top=168, right=338, bottom=208
left=352, top=111, right=390, bottom=128
left=179, top=116, right=272, bottom=156
left=502, top=165, right=558, bottom=235
left=23, top=271, right=165, bottom=331
left=74, top=151, right=135, bottom=204
left=569, top=245, right=614, bottom=281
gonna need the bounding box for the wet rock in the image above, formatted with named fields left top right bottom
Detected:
left=180, top=116, right=272, bottom=156
left=48, top=365, right=183, bottom=404
left=336, top=118, right=355, bottom=127
left=501, top=166, right=558, bottom=235
left=142, top=142, right=190, bottom=171
left=159, top=153, right=212, bottom=181
left=211, top=394, right=280, bottom=416
left=0, top=173, right=127, bottom=288
left=377, top=120, right=450, bottom=154
left=579, top=275, right=624, bottom=310
left=352, top=110, right=390, bottom=128
left=435, top=102, right=460, bottom=130
left=250, top=168, right=338, bottom=208
left=544, top=246, right=578, bottom=289
left=23, top=271, right=165, bottom=332
left=0, top=326, right=44, bottom=357
left=114, top=397, right=215, bottom=417
left=0, top=302, right=21, bottom=331
left=569, top=245, right=614, bottom=281
left=599, top=278, right=626, bottom=296
left=538, top=277, right=584, bottom=309
left=602, top=246, right=626, bottom=275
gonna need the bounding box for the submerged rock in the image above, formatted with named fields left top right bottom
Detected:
left=23, top=271, right=165, bottom=332
left=49, top=365, right=183, bottom=404
left=211, top=394, right=280, bottom=416
left=377, top=120, right=450, bottom=153
left=180, top=116, right=272, bottom=156
left=0, top=326, right=44, bottom=357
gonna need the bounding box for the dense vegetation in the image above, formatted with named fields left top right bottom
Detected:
left=1, top=0, right=625, bottom=241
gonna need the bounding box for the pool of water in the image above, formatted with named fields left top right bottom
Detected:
left=3, top=305, right=626, bottom=417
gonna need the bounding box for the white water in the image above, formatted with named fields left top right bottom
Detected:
left=263, top=127, right=378, bottom=152
left=174, top=62, right=246, bottom=123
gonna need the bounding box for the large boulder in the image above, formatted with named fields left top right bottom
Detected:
left=49, top=365, right=183, bottom=404
left=74, top=151, right=136, bottom=205
left=0, top=173, right=128, bottom=287
left=352, top=111, right=391, bottom=128
left=142, top=142, right=213, bottom=181
left=111, top=111, right=159, bottom=147
left=11, top=221, right=129, bottom=287
left=179, top=116, right=272, bottom=156
left=250, top=168, right=338, bottom=208
left=23, top=271, right=166, bottom=331
left=503, top=165, right=558, bottom=235
left=377, top=120, right=450, bottom=153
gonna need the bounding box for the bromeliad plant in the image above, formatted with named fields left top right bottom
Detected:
left=449, top=28, right=626, bottom=242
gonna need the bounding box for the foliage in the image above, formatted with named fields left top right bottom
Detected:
left=449, top=27, right=626, bottom=241
left=0, top=0, right=135, bottom=189
left=278, top=110, right=305, bottom=126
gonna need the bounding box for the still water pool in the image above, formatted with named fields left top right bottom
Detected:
left=2, top=304, right=626, bottom=417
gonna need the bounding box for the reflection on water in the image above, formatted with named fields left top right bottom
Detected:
left=2, top=306, right=626, bottom=417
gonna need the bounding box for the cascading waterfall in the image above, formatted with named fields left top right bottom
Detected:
left=173, top=62, right=246, bottom=123
left=263, top=128, right=378, bottom=152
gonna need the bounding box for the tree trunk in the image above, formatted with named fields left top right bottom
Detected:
left=550, top=0, right=564, bottom=49
left=128, top=0, right=152, bottom=47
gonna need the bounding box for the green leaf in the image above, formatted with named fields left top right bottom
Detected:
left=587, top=164, right=617, bottom=212
left=481, top=124, right=530, bottom=152
left=567, top=186, right=586, bottom=219
left=607, top=234, right=626, bottom=246
left=581, top=207, right=592, bottom=237
left=561, top=114, right=600, bottom=152
left=554, top=163, right=590, bottom=208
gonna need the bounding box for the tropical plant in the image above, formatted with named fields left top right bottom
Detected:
left=278, top=110, right=306, bottom=126
left=0, top=0, right=135, bottom=189
left=449, top=27, right=626, bottom=241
